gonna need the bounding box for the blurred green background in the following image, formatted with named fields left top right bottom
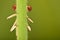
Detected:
left=0, top=0, right=60, bottom=40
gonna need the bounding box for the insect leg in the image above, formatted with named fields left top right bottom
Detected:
left=27, top=17, right=33, bottom=23
left=10, top=19, right=17, bottom=32
left=10, top=25, right=16, bottom=32
left=27, top=16, right=33, bottom=23
left=27, top=25, right=31, bottom=31
left=7, top=14, right=16, bottom=19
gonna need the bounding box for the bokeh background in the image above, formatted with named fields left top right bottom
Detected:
left=0, top=0, right=60, bottom=40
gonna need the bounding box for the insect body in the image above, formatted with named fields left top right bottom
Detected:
left=7, top=4, right=33, bottom=40
left=7, top=5, right=33, bottom=32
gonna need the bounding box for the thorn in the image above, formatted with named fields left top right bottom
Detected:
left=27, top=25, right=31, bottom=31
left=7, top=14, right=16, bottom=19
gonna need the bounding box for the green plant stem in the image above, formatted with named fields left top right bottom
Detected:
left=16, top=0, right=28, bottom=40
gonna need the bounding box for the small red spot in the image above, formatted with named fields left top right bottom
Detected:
left=12, top=4, right=32, bottom=11
left=12, top=4, right=16, bottom=11
left=27, top=5, right=32, bottom=11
